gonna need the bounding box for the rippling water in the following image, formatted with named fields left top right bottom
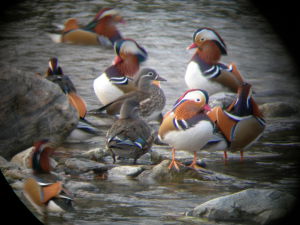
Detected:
left=1, top=0, right=300, bottom=224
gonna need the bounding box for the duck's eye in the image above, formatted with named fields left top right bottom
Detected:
left=147, top=72, right=154, bottom=76
left=195, top=98, right=201, bottom=102
left=200, top=37, right=205, bottom=41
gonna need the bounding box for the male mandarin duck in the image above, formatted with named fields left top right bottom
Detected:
left=106, top=98, right=154, bottom=164
left=23, top=177, right=73, bottom=216
left=207, top=82, right=266, bottom=160
left=45, top=57, right=87, bottom=119
left=93, top=39, right=148, bottom=105
left=30, top=140, right=56, bottom=174
left=92, top=68, right=166, bottom=122
left=23, top=140, right=73, bottom=217
left=185, top=27, right=244, bottom=95
left=61, top=8, right=124, bottom=46
left=158, top=89, right=214, bottom=170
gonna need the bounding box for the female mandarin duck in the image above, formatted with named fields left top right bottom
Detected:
left=23, top=140, right=73, bottom=217
left=185, top=27, right=244, bottom=95
left=106, top=98, right=154, bottom=164
left=93, top=39, right=148, bottom=106
left=45, top=57, right=87, bottom=119
left=93, top=68, right=166, bottom=122
left=207, top=82, right=266, bottom=160
left=158, top=89, right=214, bottom=170
left=61, top=8, right=124, bottom=46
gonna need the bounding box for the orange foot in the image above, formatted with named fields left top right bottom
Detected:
left=168, top=148, right=184, bottom=171
left=168, top=159, right=184, bottom=171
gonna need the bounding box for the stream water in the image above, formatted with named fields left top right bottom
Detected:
left=1, top=0, right=300, bottom=224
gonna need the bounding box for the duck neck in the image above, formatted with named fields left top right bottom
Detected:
left=93, top=17, right=122, bottom=42
left=196, top=41, right=222, bottom=65
left=115, top=55, right=140, bottom=77
left=31, top=144, right=54, bottom=173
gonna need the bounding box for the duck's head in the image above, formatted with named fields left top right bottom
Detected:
left=187, top=27, right=227, bottom=56
left=94, top=8, right=125, bottom=24
left=135, top=68, right=166, bottom=87
left=114, top=39, right=148, bottom=64
left=30, top=140, right=55, bottom=174
left=47, top=57, right=63, bottom=76
left=172, top=89, right=211, bottom=118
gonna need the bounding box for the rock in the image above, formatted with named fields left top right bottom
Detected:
left=0, top=66, right=78, bottom=160
left=186, top=188, right=296, bottom=225
left=108, top=165, right=145, bottom=180
left=10, top=147, right=33, bottom=168
left=137, top=160, right=212, bottom=183
left=259, top=102, right=299, bottom=117
left=65, top=180, right=99, bottom=193
left=64, top=157, right=107, bottom=174
left=82, top=148, right=109, bottom=161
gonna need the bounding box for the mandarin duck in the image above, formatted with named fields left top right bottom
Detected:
left=23, top=177, right=73, bottom=217
left=158, top=89, right=214, bottom=170
left=185, top=27, right=244, bottom=95
left=45, top=57, right=87, bottom=119
left=61, top=8, right=124, bottom=46
left=93, top=39, right=148, bottom=105
left=207, top=82, right=266, bottom=160
left=106, top=98, right=154, bottom=164
left=92, top=68, right=166, bottom=122
left=23, top=140, right=73, bottom=218
left=30, top=140, right=56, bottom=174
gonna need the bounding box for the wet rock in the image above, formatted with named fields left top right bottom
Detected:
left=186, top=188, right=296, bottom=225
left=10, top=147, right=33, bottom=169
left=137, top=160, right=211, bottom=183
left=259, top=102, right=299, bottom=117
left=65, top=180, right=99, bottom=193
left=82, top=148, right=109, bottom=161
left=108, top=165, right=145, bottom=180
left=64, top=157, right=107, bottom=174
left=0, top=66, right=78, bottom=160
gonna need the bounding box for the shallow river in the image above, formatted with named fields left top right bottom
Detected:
left=1, top=0, right=300, bottom=224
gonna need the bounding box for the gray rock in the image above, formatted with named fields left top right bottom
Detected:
left=64, top=157, right=107, bottom=173
left=65, top=180, right=99, bottom=193
left=108, top=165, right=145, bottom=180
left=137, top=160, right=215, bottom=184
left=186, top=188, right=296, bottom=225
left=0, top=66, right=78, bottom=159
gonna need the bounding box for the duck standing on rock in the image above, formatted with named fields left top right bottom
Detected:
left=23, top=140, right=73, bottom=219
left=60, top=8, right=124, bottom=46
left=93, top=39, right=148, bottom=106
left=92, top=68, right=166, bottom=123
left=106, top=98, right=154, bottom=164
left=158, top=89, right=214, bottom=170
left=44, top=58, right=101, bottom=141
left=207, top=82, right=266, bottom=161
left=185, top=27, right=244, bottom=95
left=45, top=57, right=87, bottom=119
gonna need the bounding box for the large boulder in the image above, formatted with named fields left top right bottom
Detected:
left=186, top=188, right=296, bottom=225
left=0, top=66, right=78, bottom=159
